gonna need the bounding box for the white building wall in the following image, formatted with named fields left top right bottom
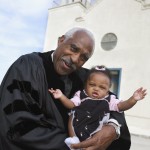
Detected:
left=43, top=2, right=87, bottom=51
left=44, top=0, right=150, bottom=137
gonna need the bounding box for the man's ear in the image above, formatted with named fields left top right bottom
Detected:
left=58, top=35, right=65, bottom=45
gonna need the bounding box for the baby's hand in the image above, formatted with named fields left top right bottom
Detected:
left=48, top=88, right=63, bottom=99
left=133, top=87, right=147, bottom=101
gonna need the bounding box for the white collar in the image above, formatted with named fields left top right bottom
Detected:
left=51, top=52, right=54, bottom=62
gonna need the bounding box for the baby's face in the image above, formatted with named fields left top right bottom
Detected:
left=85, top=72, right=110, bottom=99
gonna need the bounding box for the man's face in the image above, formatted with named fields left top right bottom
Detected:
left=53, top=31, right=94, bottom=75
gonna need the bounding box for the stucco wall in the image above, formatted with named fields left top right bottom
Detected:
left=44, top=0, right=150, bottom=136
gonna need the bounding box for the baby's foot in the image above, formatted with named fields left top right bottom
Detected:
left=65, top=136, right=80, bottom=150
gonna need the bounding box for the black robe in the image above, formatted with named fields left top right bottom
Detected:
left=0, top=51, right=131, bottom=150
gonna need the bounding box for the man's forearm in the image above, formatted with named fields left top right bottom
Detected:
left=92, top=125, right=118, bottom=149
left=71, top=124, right=118, bottom=150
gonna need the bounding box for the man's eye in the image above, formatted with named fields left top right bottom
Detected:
left=71, top=47, right=76, bottom=52
left=80, top=55, right=89, bottom=61
left=70, top=44, right=78, bottom=52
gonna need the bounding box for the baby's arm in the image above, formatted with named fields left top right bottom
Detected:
left=117, top=87, right=147, bottom=111
left=49, top=88, right=75, bottom=109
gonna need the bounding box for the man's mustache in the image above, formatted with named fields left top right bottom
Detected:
left=62, top=58, right=77, bottom=70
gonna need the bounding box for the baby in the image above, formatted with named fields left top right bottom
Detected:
left=49, top=65, right=147, bottom=149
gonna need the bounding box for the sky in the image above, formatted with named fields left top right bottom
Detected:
left=0, top=0, right=95, bottom=83
left=0, top=0, right=62, bottom=83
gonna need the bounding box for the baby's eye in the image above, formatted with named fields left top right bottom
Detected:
left=89, top=83, right=95, bottom=87
left=99, top=86, right=106, bottom=90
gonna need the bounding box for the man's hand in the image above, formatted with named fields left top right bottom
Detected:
left=71, top=125, right=117, bottom=150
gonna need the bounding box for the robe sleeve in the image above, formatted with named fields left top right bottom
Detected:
left=107, top=111, right=131, bottom=150
left=104, top=92, right=131, bottom=150
left=0, top=53, right=67, bottom=150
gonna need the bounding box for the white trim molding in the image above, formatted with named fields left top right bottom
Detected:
left=136, top=0, right=150, bottom=9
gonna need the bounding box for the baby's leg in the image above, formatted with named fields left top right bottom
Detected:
left=65, top=115, right=80, bottom=149
left=68, top=115, right=75, bottom=137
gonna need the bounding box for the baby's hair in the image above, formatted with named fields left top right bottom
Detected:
left=85, top=65, right=112, bottom=86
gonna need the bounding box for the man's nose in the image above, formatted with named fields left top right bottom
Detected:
left=71, top=54, right=80, bottom=63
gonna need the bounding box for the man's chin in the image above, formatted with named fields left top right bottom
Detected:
left=57, top=69, right=73, bottom=75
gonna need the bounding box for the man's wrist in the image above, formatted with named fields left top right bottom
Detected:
left=107, top=119, right=121, bottom=139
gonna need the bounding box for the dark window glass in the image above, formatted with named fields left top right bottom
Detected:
left=109, top=68, right=121, bottom=97
left=101, top=33, right=117, bottom=51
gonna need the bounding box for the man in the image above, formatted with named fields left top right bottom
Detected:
left=0, top=27, right=130, bottom=150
